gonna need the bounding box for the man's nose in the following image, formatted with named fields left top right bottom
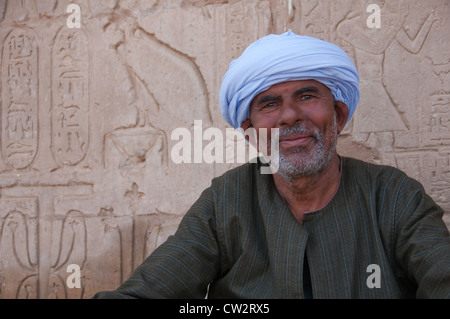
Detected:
left=278, top=99, right=304, bottom=127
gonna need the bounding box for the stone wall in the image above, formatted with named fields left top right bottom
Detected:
left=0, top=0, right=448, bottom=298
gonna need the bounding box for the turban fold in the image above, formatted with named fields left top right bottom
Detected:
left=219, top=32, right=360, bottom=129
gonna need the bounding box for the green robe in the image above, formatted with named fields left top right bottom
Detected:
left=94, top=157, right=450, bottom=298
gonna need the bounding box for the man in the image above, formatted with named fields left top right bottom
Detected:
left=94, top=32, right=450, bottom=298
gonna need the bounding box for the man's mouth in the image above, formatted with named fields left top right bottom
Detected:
left=279, top=133, right=314, bottom=148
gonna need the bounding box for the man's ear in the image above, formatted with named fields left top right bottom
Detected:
left=334, top=101, right=349, bottom=134
left=240, top=119, right=253, bottom=141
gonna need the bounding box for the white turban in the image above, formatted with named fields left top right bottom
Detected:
left=219, top=32, right=360, bottom=129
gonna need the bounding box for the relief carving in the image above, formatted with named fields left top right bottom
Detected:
left=0, top=0, right=447, bottom=299
left=51, top=26, right=90, bottom=167
left=0, top=198, right=38, bottom=298
left=49, top=210, right=87, bottom=298
left=1, top=29, right=39, bottom=170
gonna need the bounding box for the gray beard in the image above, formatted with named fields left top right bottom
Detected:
left=274, top=116, right=337, bottom=182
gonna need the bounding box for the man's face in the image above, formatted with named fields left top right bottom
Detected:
left=244, top=80, right=348, bottom=181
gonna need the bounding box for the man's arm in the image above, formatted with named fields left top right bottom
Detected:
left=92, top=186, right=221, bottom=298
left=394, top=176, right=450, bottom=298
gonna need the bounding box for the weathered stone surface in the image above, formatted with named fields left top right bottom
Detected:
left=0, top=0, right=448, bottom=298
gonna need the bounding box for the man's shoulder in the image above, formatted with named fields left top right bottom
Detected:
left=343, top=156, right=404, bottom=176
left=209, top=158, right=270, bottom=191
left=213, top=160, right=261, bottom=181
left=342, top=156, right=422, bottom=191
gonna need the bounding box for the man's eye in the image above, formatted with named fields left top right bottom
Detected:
left=262, top=102, right=277, bottom=109
left=301, top=95, right=313, bottom=100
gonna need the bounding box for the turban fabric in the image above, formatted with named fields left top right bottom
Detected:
left=219, top=32, right=360, bottom=129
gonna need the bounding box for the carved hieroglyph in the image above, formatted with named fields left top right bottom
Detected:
left=2, top=29, right=39, bottom=170
left=51, top=26, right=90, bottom=167
left=0, top=0, right=448, bottom=298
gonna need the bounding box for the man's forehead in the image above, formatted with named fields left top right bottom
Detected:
left=251, top=80, right=331, bottom=103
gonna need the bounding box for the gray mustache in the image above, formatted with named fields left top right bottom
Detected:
left=278, top=123, right=320, bottom=139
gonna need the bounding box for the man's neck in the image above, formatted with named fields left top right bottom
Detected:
left=272, top=154, right=342, bottom=224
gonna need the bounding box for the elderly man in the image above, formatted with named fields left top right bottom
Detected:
left=94, top=32, right=450, bottom=299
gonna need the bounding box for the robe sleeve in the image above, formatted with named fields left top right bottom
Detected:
left=92, top=185, right=221, bottom=298
left=394, top=175, right=450, bottom=298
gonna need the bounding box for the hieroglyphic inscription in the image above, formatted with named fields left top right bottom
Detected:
left=423, top=58, right=450, bottom=147
left=0, top=198, right=38, bottom=298
left=228, top=2, right=248, bottom=61
left=1, top=30, right=39, bottom=169
left=52, top=27, right=90, bottom=166
left=0, top=184, right=93, bottom=298
left=50, top=210, right=87, bottom=299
